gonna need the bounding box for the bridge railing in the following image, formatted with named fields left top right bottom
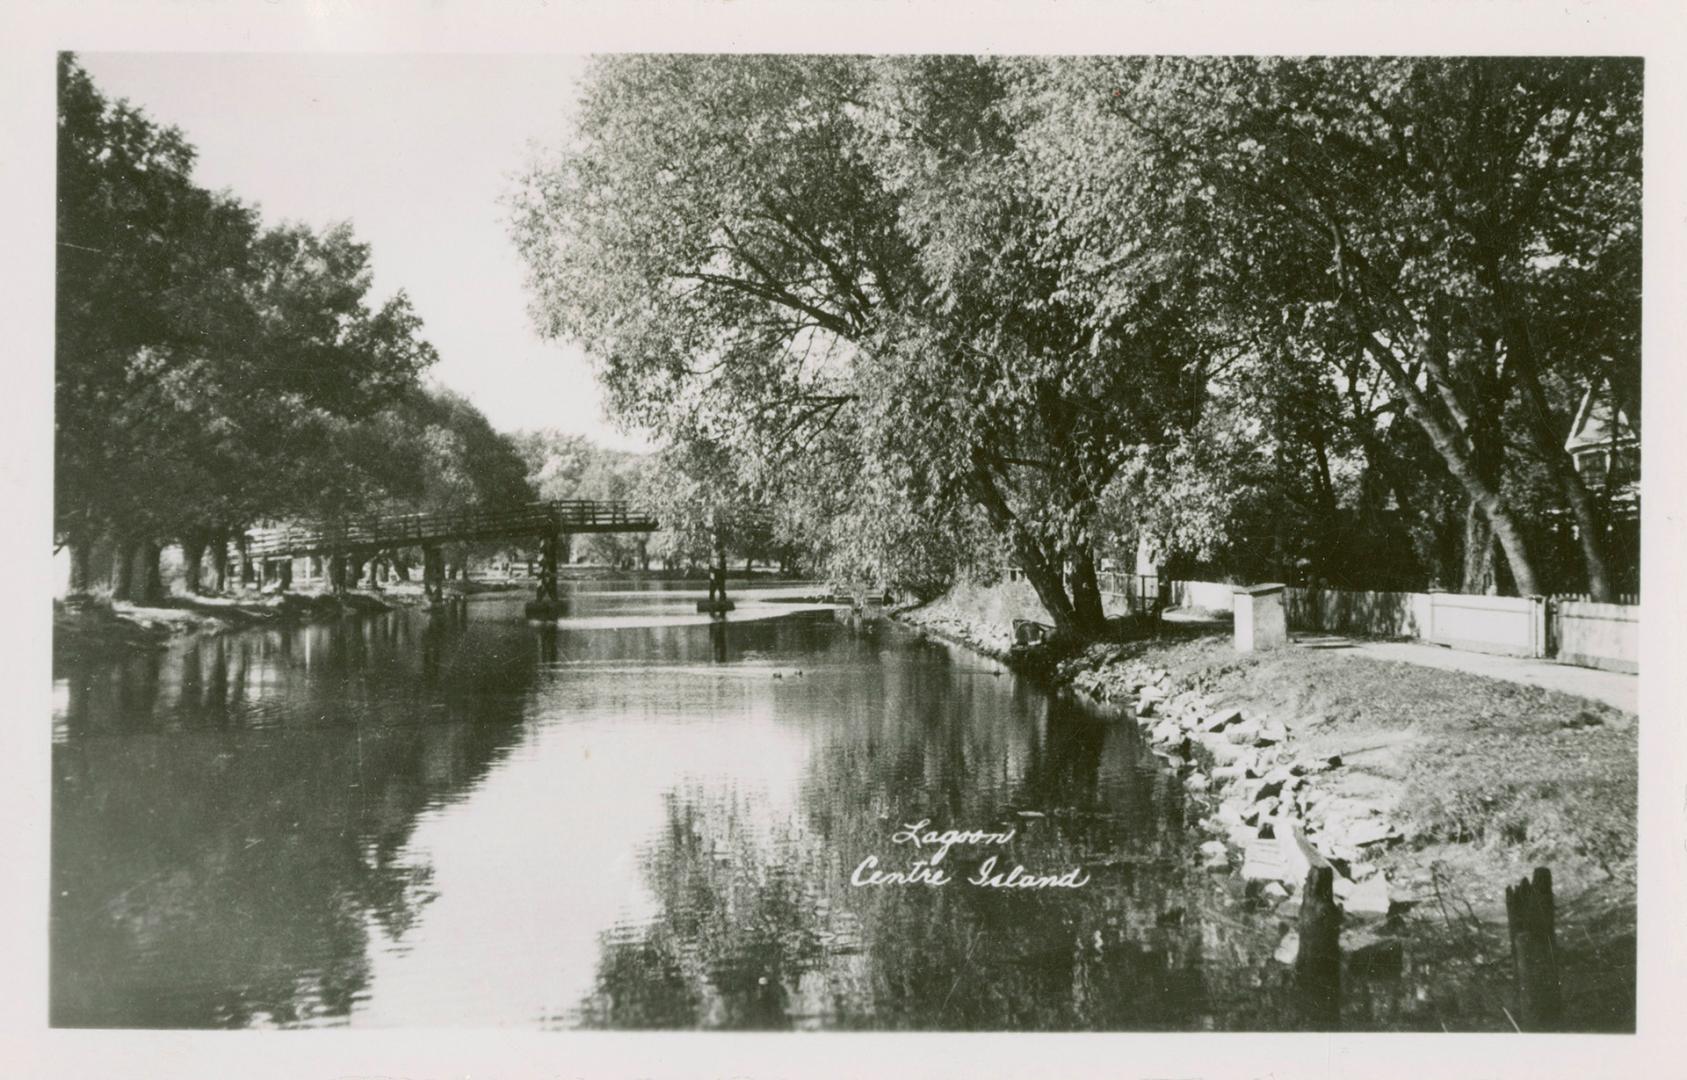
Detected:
left=244, top=500, right=658, bottom=558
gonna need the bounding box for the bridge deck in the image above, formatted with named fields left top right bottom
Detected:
left=245, top=500, right=658, bottom=559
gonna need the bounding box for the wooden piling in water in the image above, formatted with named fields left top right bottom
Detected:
left=1505, top=866, right=1562, bottom=1031
left=1295, top=864, right=1342, bottom=1029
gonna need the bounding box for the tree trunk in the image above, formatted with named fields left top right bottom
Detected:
left=238, top=536, right=255, bottom=589
left=111, top=539, right=137, bottom=602
left=1067, top=544, right=1108, bottom=634
left=180, top=530, right=207, bottom=596
left=136, top=542, right=163, bottom=605
left=210, top=532, right=229, bottom=593
left=1483, top=252, right=1615, bottom=601
left=967, top=467, right=1087, bottom=639
left=66, top=533, right=93, bottom=597
left=1360, top=336, right=1541, bottom=596
left=1461, top=502, right=1496, bottom=595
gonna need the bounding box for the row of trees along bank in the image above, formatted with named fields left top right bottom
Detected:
left=56, top=56, right=535, bottom=602
left=510, top=56, right=1640, bottom=639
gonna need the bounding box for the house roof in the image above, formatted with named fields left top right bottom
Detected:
left=1564, top=381, right=1638, bottom=455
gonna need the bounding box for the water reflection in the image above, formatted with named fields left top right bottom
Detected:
left=50, top=584, right=1523, bottom=1031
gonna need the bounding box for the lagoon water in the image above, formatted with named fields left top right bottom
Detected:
left=50, top=580, right=1448, bottom=1031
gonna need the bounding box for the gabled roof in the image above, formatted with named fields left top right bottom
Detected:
left=1564, top=381, right=1638, bottom=456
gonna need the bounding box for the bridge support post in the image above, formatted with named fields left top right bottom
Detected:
left=698, top=535, right=733, bottom=614
left=523, top=531, right=566, bottom=619
left=538, top=532, right=559, bottom=602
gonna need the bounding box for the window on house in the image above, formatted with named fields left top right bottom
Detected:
left=1577, top=449, right=1609, bottom=488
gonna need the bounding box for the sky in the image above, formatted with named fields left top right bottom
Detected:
left=77, top=53, right=650, bottom=452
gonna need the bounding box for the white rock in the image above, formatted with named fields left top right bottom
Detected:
left=1273, top=930, right=1300, bottom=965
left=1276, top=818, right=1319, bottom=885
left=1261, top=881, right=1290, bottom=903
left=1201, top=706, right=1244, bottom=733
left=1241, top=834, right=1290, bottom=883
left=1184, top=772, right=1210, bottom=793
left=1345, top=875, right=1392, bottom=919
left=1344, top=818, right=1397, bottom=847
left=1199, top=733, right=1245, bottom=766
left=1226, top=718, right=1263, bottom=745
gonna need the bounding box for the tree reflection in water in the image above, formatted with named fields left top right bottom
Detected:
left=51, top=610, right=536, bottom=1028
left=575, top=626, right=1232, bottom=1031
left=53, top=600, right=1570, bottom=1031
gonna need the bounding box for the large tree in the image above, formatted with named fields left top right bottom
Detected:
left=57, top=55, right=446, bottom=599
left=511, top=56, right=1219, bottom=637
left=1103, top=57, right=1641, bottom=598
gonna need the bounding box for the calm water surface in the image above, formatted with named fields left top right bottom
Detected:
left=52, top=580, right=1457, bottom=1030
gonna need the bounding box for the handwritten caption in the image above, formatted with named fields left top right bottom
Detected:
left=849, top=818, right=1091, bottom=890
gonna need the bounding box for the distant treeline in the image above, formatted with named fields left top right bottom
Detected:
left=511, top=56, right=1641, bottom=637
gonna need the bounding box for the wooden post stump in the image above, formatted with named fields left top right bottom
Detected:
left=1295, top=864, right=1342, bottom=1029
left=1506, top=866, right=1562, bottom=1031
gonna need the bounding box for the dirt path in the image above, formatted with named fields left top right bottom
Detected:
left=1291, top=634, right=1636, bottom=715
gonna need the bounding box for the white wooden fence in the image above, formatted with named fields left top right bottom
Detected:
left=1165, top=578, right=1637, bottom=672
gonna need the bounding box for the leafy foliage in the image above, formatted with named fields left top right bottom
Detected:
left=57, top=55, right=531, bottom=595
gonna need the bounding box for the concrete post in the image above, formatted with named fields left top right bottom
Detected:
left=1234, top=583, right=1288, bottom=652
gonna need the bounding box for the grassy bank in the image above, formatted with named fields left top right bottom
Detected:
left=897, top=579, right=1637, bottom=1029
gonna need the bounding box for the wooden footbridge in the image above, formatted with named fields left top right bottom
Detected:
left=244, top=500, right=658, bottom=606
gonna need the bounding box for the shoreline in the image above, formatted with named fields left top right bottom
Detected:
left=894, top=594, right=1637, bottom=1030
left=52, top=589, right=426, bottom=668
left=52, top=569, right=821, bottom=667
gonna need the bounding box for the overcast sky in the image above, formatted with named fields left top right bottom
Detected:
left=77, top=52, right=650, bottom=452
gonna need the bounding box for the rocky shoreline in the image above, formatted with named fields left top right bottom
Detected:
left=1063, top=654, right=1399, bottom=921
left=899, top=606, right=1393, bottom=918
left=895, top=599, right=1636, bottom=1006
